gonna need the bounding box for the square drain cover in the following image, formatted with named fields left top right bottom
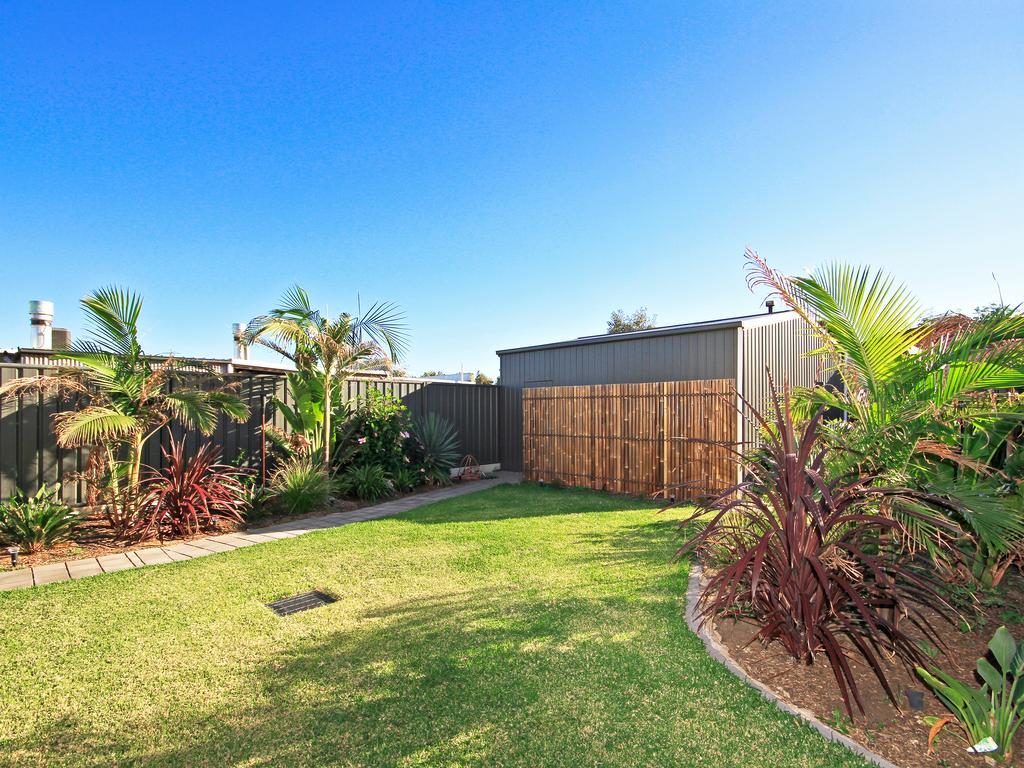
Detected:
left=266, top=590, right=336, bottom=616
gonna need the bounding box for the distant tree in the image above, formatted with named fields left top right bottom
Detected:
left=607, top=307, right=657, bottom=334
left=474, top=371, right=493, bottom=385
left=421, top=370, right=443, bottom=377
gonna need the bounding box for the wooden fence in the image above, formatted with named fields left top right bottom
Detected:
left=522, top=380, right=736, bottom=498
left=0, top=364, right=500, bottom=504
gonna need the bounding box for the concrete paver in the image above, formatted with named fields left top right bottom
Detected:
left=5, top=473, right=520, bottom=591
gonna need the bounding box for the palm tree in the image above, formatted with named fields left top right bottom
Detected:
left=745, top=249, right=1024, bottom=582
left=0, top=288, right=249, bottom=534
left=243, top=286, right=408, bottom=466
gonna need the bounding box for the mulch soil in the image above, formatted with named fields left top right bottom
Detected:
left=2, top=481, right=451, bottom=570
left=714, top=572, right=1024, bottom=768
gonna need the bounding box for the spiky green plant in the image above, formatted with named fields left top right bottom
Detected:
left=0, top=288, right=249, bottom=536
left=410, top=412, right=460, bottom=486
left=267, top=455, right=331, bottom=516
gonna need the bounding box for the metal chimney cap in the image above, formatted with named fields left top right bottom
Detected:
left=29, top=300, right=54, bottom=319
left=765, top=299, right=775, bottom=314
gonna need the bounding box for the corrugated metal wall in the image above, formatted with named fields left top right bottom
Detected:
left=740, top=314, right=828, bottom=445
left=0, top=366, right=500, bottom=503
left=498, top=327, right=739, bottom=470
left=499, top=327, right=738, bottom=388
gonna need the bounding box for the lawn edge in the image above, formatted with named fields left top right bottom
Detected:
left=685, top=562, right=902, bottom=768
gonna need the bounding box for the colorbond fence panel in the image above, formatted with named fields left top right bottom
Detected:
left=0, top=364, right=501, bottom=503
left=522, top=380, right=736, bottom=498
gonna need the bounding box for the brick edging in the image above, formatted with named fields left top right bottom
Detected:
left=685, top=562, right=904, bottom=768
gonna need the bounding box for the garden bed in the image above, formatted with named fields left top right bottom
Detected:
left=1, top=482, right=456, bottom=571
left=713, top=572, right=1024, bottom=768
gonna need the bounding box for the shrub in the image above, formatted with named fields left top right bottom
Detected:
left=339, top=464, right=394, bottom=501
left=410, top=412, right=460, bottom=486
left=268, top=455, right=330, bottom=516
left=676, top=386, right=956, bottom=717
left=340, top=390, right=412, bottom=476
left=134, top=438, right=250, bottom=541
left=0, top=484, right=80, bottom=552
left=918, top=625, right=1023, bottom=763
left=391, top=467, right=421, bottom=493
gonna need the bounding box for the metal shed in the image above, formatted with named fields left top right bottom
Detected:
left=496, top=309, right=825, bottom=471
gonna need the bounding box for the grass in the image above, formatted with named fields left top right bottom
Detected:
left=0, top=484, right=866, bottom=767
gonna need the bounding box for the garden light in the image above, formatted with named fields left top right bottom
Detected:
left=6, top=546, right=19, bottom=567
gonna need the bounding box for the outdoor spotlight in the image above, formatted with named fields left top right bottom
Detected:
left=6, top=546, right=19, bottom=567
left=669, top=495, right=676, bottom=504
left=538, top=479, right=544, bottom=486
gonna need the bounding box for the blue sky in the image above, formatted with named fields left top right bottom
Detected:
left=1, top=2, right=1021, bottom=377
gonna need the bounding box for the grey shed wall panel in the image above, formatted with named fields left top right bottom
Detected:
left=499, top=327, right=738, bottom=388
left=740, top=315, right=828, bottom=445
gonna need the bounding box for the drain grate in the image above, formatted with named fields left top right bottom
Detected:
left=266, top=590, right=337, bottom=616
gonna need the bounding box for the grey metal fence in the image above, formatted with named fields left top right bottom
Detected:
left=0, top=364, right=503, bottom=504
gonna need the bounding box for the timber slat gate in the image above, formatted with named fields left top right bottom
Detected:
left=522, top=380, right=736, bottom=498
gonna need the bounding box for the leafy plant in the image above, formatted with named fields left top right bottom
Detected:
left=134, top=437, right=250, bottom=541
left=245, top=285, right=408, bottom=466
left=266, top=368, right=347, bottom=458
left=391, top=467, right=421, bottom=493
left=339, top=463, right=394, bottom=501
left=917, top=625, right=1023, bottom=762
left=745, top=250, right=1024, bottom=584
left=410, top=412, right=460, bottom=486
left=0, top=288, right=249, bottom=537
left=676, top=384, right=955, bottom=717
left=341, top=390, right=411, bottom=476
left=267, top=455, right=331, bottom=516
left=0, top=484, right=80, bottom=552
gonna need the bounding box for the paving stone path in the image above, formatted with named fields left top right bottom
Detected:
left=0, top=473, right=520, bottom=592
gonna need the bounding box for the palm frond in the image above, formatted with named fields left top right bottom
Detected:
left=352, top=300, right=409, bottom=362
left=53, top=406, right=138, bottom=447
left=77, top=286, right=144, bottom=358
left=162, top=391, right=218, bottom=434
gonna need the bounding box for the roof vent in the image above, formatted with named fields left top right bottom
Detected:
left=766, top=300, right=775, bottom=314
left=29, top=300, right=54, bottom=349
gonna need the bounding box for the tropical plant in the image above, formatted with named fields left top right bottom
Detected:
left=391, top=467, right=421, bottom=493
left=338, top=463, right=394, bottom=501
left=267, top=455, right=331, bottom=516
left=265, top=368, right=344, bottom=458
left=0, top=288, right=249, bottom=536
left=133, top=437, right=250, bottom=540
left=917, top=625, right=1023, bottom=762
left=410, top=412, right=460, bottom=486
left=745, top=250, right=1024, bottom=583
left=0, top=484, right=81, bottom=552
left=340, top=390, right=411, bottom=475
left=244, top=286, right=408, bottom=466
left=676, top=385, right=956, bottom=717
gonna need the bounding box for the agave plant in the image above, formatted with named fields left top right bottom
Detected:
left=245, top=286, right=408, bottom=466
left=918, top=625, right=1023, bottom=762
left=134, top=437, right=250, bottom=541
left=745, top=250, right=1024, bottom=584
left=411, top=412, right=460, bottom=486
left=676, top=384, right=957, bottom=717
left=0, top=288, right=249, bottom=536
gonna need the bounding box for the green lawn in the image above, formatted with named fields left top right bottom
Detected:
left=0, top=484, right=864, bottom=767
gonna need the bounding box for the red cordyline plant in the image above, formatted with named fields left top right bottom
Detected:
left=674, top=384, right=961, bottom=717
left=134, top=436, right=251, bottom=541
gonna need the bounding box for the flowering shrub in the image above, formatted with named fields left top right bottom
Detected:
left=340, top=390, right=412, bottom=476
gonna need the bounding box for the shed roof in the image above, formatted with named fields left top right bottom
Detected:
left=496, top=309, right=796, bottom=355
